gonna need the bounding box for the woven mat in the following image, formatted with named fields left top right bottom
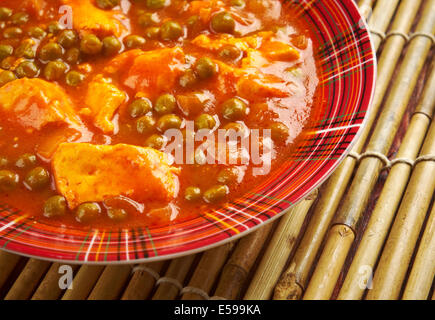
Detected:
left=0, top=0, right=434, bottom=300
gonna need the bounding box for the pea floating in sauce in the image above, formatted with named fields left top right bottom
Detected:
left=0, top=170, right=19, bottom=192
left=76, top=202, right=101, bottom=223
left=43, top=196, right=67, bottom=218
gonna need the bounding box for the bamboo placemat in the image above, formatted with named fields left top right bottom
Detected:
left=0, top=0, right=434, bottom=300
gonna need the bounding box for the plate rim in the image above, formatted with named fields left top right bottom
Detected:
left=0, top=0, right=377, bottom=264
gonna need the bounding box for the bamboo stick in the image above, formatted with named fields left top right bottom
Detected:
left=244, top=191, right=317, bottom=300
left=275, top=0, right=419, bottom=300
left=152, top=254, right=197, bottom=300
left=62, top=265, right=104, bottom=300
left=302, top=0, right=435, bottom=300
left=4, top=259, right=51, bottom=300
left=303, top=225, right=355, bottom=300
left=0, top=251, right=22, bottom=291
left=181, top=243, right=234, bottom=300
left=121, top=261, right=165, bottom=300
left=366, top=122, right=435, bottom=299
left=402, top=202, right=435, bottom=300
left=87, top=265, right=131, bottom=300
left=214, top=222, right=274, bottom=299
left=32, top=263, right=78, bottom=300
left=338, top=62, right=435, bottom=300
left=369, top=0, right=400, bottom=49
left=357, top=0, right=375, bottom=20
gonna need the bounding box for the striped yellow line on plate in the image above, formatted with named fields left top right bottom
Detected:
left=205, top=213, right=240, bottom=234
left=94, top=231, right=105, bottom=262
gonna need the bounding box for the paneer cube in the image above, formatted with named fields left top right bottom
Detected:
left=84, top=77, right=126, bottom=133
left=0, top=78, right=82, bottom=131
left=52, top=143, right=180, bottom=209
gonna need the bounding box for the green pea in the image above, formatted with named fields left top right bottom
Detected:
left=124, top=35, right=146, bottom=49
left=186, top=15, right=200, bottom=28
left=0, top=70, right=17, bottom=86
left=270, top=122, right=289, bottom=142
left=136, top=116, right=156, bottom=135
left=217, top=167, right=238, bottom=184
left=138, top=12, right=159, bottom=28
left=64, top=47, right=80, bottom=64
left=11, top=12, right=29, bottom=25
left=160, top=21, right=183, bottom=41
left=195, top=114, right=216, bottom=130
left=145, top=134, right=166, bottom=150
left=58, top=30, right=78, bottom=48
left=15, top=61, right=39, bottom=78
left=47, top=21, right=63, bottom=34
left=184, top=186, right=201, bottom=201
left=155, top=94, right=177, bottom=115
left=128, top=98, right=152, bottom=118
left=96, top=0, right=120, bottom=10
left=194, top=57, right=218, bottom=80
left=3, top=27, right=23, bottom=39
left=157, top=114, right=182, bottom=132
left=38, top=42, right=63, bottom=61
left=146, top=0, right=168, bottom=10
left=145, top=27, right=161, bottom=40
left=80, top=34, right=102, bottom=55
left=0, top=170, right=19, bottom=192
left=211, top=11, right=235, bottom=34
left=218, top=45, right=242, bottom=61
left=0, top=156, right=8, bottom=168
left=76, top=202, right=101, bottom=223
left=43, top=195, right=67, bottom=218
left=16, top=153, right=37, bottom=168
left=222, top=98, right=248, bottom=120
left=102, top=36, right=122, bottom=56
left=203, top=185, right=229, bottom=203
left=0, top=57, right=15, bottom=70
left=27, top=26, right=46, bottom=39
left=65, top=71, right=85, bottom=86
left=107, top=207, right=128, bottom=221
left=43, top=61, right=67, bottom=81
left=24, top=166, right=50, bottom=190
left=15, top=40, right=36, bottom=59
left=0, top=44, right=13, bottom=60
left=179, top=69, right=198, bottom=88
left=0, top=7, right=12, bottom=20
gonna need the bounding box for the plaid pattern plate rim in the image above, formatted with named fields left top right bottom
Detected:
left=0, top=0, right=376, bottom=263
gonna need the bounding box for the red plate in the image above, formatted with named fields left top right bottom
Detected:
left=0, top=0, right=376, bottom=263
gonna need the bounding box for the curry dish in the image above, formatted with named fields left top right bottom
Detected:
left=0, top=0, right=318, bottom=228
